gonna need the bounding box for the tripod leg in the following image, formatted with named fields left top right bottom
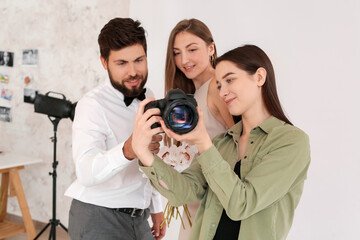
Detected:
left=34, top=222, right=51, bottom=239
left=48, top=224, right=53, bottom=240
left=49, top=223, right=56, bottom=240
left=59, top=221, right=68, bottom=232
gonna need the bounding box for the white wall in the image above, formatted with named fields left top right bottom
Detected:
left=0, top=0, right=130, bottom=227
left=130, top=0, right=360, bottom=239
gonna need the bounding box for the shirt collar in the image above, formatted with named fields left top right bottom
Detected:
left=225, top=116, right=285, bottom=140
left=258, top=116, right=285, bottom=133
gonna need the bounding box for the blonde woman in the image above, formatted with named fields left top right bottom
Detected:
left=161, top=19, right=234, bottom=239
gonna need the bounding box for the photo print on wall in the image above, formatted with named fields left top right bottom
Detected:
left=0, top=73, right=9, bottom=83
left=22, top=49, right=38, bottom=66
left=0, top=51, right=14, bottom=67
left=23, top=74, right=33, bottom=85
left=24, top=88, right=38, bottom=104
left=0, top=84, right=11, bottom=122
left=1, top=88, right=12, bottom=101
left=0, top=106, right=11, bottom=122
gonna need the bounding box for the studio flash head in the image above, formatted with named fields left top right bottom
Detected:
left=34, top=91, right=77, bottom=121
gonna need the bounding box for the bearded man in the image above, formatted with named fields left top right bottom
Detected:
left=65, top=18, right=166, bottom=240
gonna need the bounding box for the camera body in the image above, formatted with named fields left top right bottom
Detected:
left=144, top=88, right=198, bottom=134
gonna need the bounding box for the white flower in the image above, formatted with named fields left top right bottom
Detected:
left=158, top=142, right=199, bottom=172
left=157, top=142, right=198, bottom=229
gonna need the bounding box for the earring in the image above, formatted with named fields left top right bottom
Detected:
left=210, top=55, right=215, bottom=67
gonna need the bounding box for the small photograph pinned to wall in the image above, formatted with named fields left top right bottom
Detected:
left=22, top=49, right=38, bottom=66
left=24, top=88, right=38, bottom=104
left=0, top=51, right=14, bottom=67
left=0, top=106, right=11, bottom=122
left=23, top=74, right=33, bottom=85
left=1, top=88, right=12, bottom=101
left=0, top=72, right=9, bottom=83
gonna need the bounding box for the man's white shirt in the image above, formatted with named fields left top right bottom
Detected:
left=65, top=78, right=162, bottom=213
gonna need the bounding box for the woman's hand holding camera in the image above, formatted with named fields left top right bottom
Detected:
left=132, top=98, right=164, bottom=166
left=160, top=107, right=213, bottom=154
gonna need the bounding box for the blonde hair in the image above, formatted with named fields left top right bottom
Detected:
left=164, top=19, right=217, bottom=146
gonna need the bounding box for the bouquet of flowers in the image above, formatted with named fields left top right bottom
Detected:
left=157, top=142, right=198, bottom=229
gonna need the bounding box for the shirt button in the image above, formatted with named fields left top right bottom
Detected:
left=250, top=141, right=254, bottom=144
left=151, top=172, right=155, bottom=175
left=212, top=223, right=216, bottom=228
left=244, top=156, right=247, bottom=159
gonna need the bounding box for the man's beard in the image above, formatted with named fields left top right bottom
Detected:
left=108, top=70, right=148, bottom=97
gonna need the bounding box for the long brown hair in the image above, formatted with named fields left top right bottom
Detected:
left=165, top=18, right=217, bottom=95
left=215, top=45, right=292, bottom=125
left=163, top=19, right=217, bottom=146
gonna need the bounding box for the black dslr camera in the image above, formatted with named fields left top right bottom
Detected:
left=144, top=88, right=198, bottom=134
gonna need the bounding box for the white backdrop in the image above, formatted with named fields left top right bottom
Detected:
left=130, top=0, right=360, bottom=239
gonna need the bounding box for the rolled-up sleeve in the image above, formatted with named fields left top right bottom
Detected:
left=139, top=155, right=207, bottom=207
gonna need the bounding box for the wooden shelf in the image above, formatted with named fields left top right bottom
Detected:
left=0, top=220, right=26, bottom=238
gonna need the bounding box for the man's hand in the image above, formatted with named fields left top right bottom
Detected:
left=124, top=132, right=163, bottom=161
left=151, top=212, right=166, bottom=240
left=123, top=134, right=137, bottom=160
left=149, top=134, right=162, bottom=155
left=132, top=98, right=163, bottom=166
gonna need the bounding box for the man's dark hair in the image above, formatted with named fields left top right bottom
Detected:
left=98, top=18, right=147, bottom=62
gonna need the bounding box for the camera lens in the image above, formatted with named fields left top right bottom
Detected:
left=147, top=88, right=199, bottom=134
left=168, top=105, right=195, bottom=131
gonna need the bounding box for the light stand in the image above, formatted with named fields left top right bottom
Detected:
left=32, top=91, right=76, bottom=239
left=34, top=116, right=68, bottom=240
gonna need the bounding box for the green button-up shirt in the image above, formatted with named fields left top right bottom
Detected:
left=140, top=116, right=310, bottom=240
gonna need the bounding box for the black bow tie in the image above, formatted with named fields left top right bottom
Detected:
left=124, top=88, right=146, bottom=107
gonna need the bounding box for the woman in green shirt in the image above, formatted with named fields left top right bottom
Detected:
left=132, top=45, right=311, bottom=240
